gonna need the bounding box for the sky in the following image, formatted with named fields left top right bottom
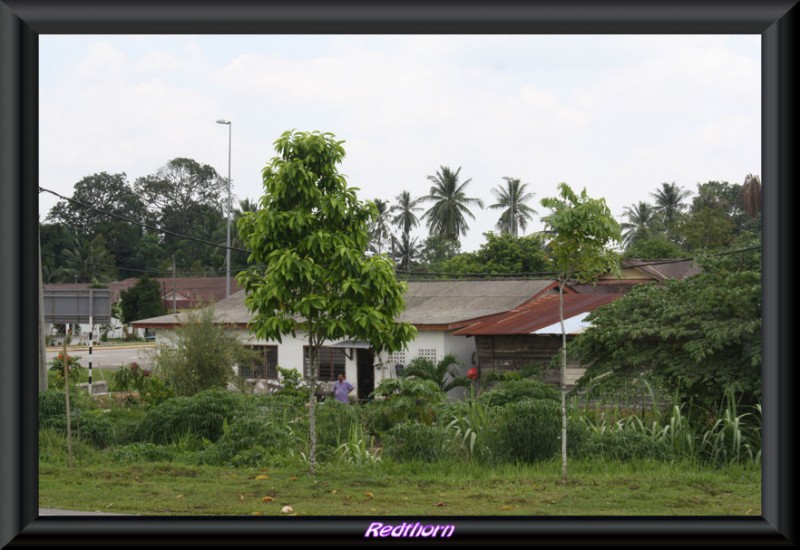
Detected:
left=39, top=34, right=760, bottom=253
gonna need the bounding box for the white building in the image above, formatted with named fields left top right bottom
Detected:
left=132, top=280, right=557, bottom=400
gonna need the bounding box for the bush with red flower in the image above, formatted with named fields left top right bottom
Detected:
left=49, top=352, right=84, bottom=383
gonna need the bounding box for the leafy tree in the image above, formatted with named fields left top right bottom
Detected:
left=47, top=172, right=146, bottom=278
left=435, top=232, right=551, bottom=276
left=400, top=353, right=471, bottom=393
left=46, top=171, right=145, bottom=237
left=134, top=157, right=226, bottom=268
left=650, top=182, right=691, bottom=240
left=40, top=222, right=76, bottom=282
left=236, top=130, right=416, bottom=473
left=422, top=165, right=484, bottom=244
left=679, top=206, right=736, bottom=252
left=50, top=235, right=118, bottom=284
left=418, top=234, right=461, bottom=268
left=489, top=177, right=537, bottom=237
left=574, top=236, right=761, bottom=411
left=119, top=275, right=166, bottom=325
left=622, top=238, right=685, bottom=260
left=153, top=306, right=254, bottom=397
left=621, top=201, right=662, bottom=249
left=540, top=182, right=621, bottom=483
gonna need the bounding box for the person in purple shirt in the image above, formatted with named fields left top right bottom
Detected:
left=332, top=373, right=354, bottom=404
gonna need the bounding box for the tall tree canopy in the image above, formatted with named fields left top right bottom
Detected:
left=422, top=165, right=484, bottom=244
left=236, top=130, right=416, bottom=473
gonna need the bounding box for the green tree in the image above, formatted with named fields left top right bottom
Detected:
left=418, top=234, right=461, bottom=268
left=574, top=237, right=761, bottom=411
left=422, top=165, right=484, bottom=244
left=435, top=232, right=551, bottom=276
left=236, top=130, right=416, bottom=473
left=622, top=238, right=685, bottom=260
left=153, top=306, right=253, bottom=396
left=119, top=275, right=166, bottom=325
left=51, top=234, right=118, bottom=284
left=134, top=157, right=226, bottom=269
left=540, top=182, right=621, bottom=483
left=489, top=177, right=537, bottom=237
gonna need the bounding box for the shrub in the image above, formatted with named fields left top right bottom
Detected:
left=478, top=378, right=560, bottom=407
left=201, top=413, right=302, bottom=467
left=153, top=307, right=258, bottom=396
left=364, top=378, right=444, bottom=434
left=136, top=388, right=254, bottom=444
left=383, top=423, right=461, bottom=463
left=486, top=398, right=561, bottom=463
left=315, top=399, right=360, bottom=450
left=107, top=442, right=176, bottom=464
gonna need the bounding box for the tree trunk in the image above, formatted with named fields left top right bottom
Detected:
left=559, top=279, right=567, bottom=484
left=307, top=333, right=318, bottom=475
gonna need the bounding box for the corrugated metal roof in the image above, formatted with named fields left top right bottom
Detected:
left=452, top=292, right=621, bottom=336
left=133, top=279, right=558, bottom=329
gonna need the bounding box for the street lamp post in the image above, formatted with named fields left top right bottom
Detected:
left=216, top=119, right=232, bottom=298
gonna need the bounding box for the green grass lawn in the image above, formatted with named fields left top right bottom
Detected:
left=39, top=459, right=760, bottom=516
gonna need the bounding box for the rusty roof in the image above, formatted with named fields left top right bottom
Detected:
left=452, top=292, right=621, bottom=336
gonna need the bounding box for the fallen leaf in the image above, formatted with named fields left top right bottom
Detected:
left=435, top=502, right=447, bottom=507
left=255, top=475, right=269, bottom=480
left=364, top=491, right=374, bottom=499
left=289, top=476, right=298, bottom=481
left=251, top=511, right=264, bottom=516
left=331, top=490, right=338, bottom=495
left=281, top=505, right=294, bottom=514
left=262, top=496, right=273, bottom=503
left=501, top=505, right=513, bottom=511
left=239, top=495, right=246, bottom=502
left=176, top=495, right=184, bottom=499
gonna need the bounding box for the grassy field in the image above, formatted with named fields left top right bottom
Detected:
left=39, top=459, right=760, bottom=516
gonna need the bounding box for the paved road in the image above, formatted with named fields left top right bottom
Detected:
left=45, top=345, right=155, bottom=370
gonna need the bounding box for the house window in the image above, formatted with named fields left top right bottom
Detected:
left=418, top=348, right=437, bottom=363
left=304, top=346, right=346, bottom=381
left=242, top=345, right=279, bottom=379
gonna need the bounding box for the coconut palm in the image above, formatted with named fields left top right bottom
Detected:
left=620, top=201, right=662, bottom=249
left=392, top=234, right=421, bottom=271
left=389, top=191, right=423, bottom=236
left=650, top=182, right=691, bottom=233
left=368, top=198, right=392, bottom=255
left=422, top=165, right=484, bottom=243
left=489, top=177, right=537, bottom=237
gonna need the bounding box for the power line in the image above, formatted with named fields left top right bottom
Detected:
left=39, top=186, right=251, bottom=254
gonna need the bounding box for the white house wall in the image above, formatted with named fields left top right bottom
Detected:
left=152, top=326, right=476, bottom=397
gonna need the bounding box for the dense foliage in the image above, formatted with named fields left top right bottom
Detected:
left=573, top=235, right=761, bottom=410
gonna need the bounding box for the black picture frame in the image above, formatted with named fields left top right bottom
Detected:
left=1, top=1, right=796, bottom=547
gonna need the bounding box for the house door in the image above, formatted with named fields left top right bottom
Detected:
left=356, top=349, right=375, bottom=401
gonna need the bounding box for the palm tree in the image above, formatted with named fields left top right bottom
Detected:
left=51, top=235, right=117, bottom=284
left=422, top=165, right=484, bottom=243
left=620, top=201, right=661, bottom=249
left=392, top=234, right=421, bottom=271
left=488, top=177, right=537, bottom=237
left=389, top=191, right=423, bottom=236
left=650, top=182, right=691, bottom=234
left=400, top=353, right=470, bottom=393
left=368, top=198, right=392, bottom=255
